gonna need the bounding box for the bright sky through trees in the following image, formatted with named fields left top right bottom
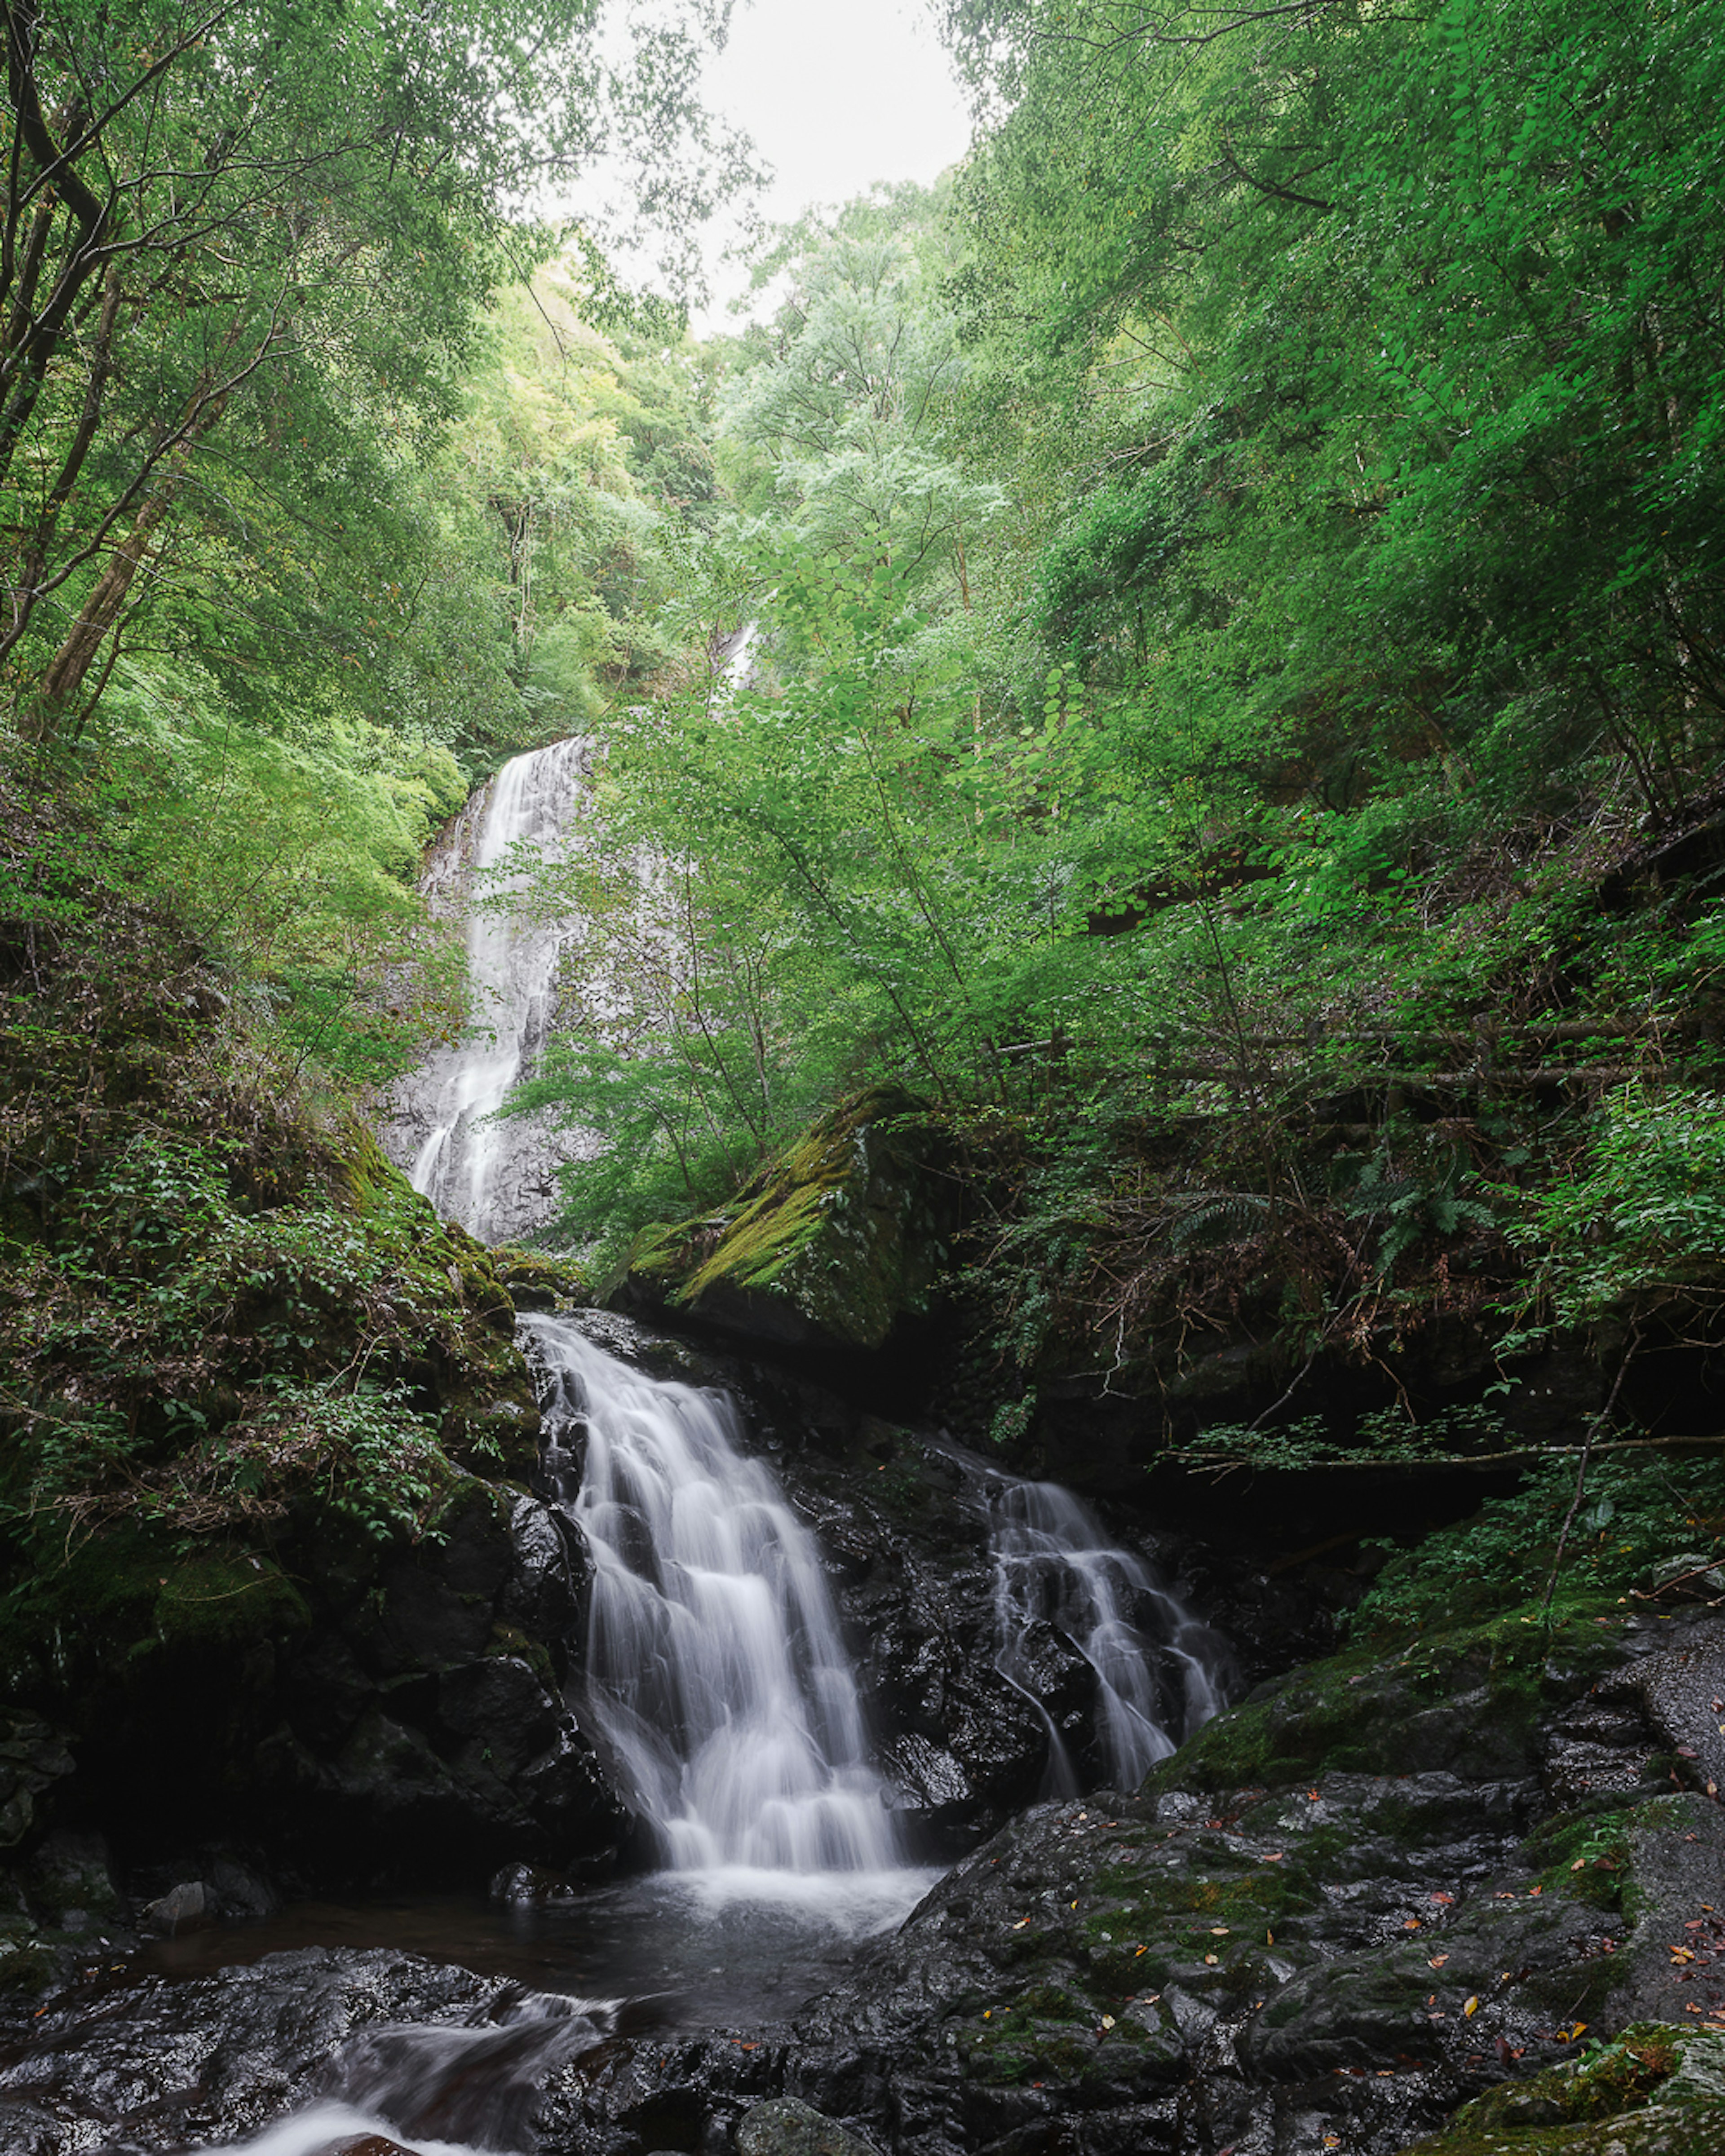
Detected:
left=690, top=0, right=973, bottom=327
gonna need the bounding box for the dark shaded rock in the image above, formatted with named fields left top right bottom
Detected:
left=1404, top=2020, right=1725, bottom=2156
left=247, top=1480, right=626, bottom=1886
left=0, top=1946, right=605, bottom=2154
left=0, top=1715, right=74, bottom=1851
left=737, top=2094, right=881, bottom=2156
left=490, top=1860, right=579, bottom=1904
left=137, top=1880, right=209, bottom=1936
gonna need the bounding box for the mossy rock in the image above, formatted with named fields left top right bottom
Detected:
left=1401, top=2023, right=1725, bottom=2155
left=491, top=1245, right=591, bottom=1312
left=1156, top=1603, right=1624, bottom=1794
left=628, top=1086, right=949, bottom=1353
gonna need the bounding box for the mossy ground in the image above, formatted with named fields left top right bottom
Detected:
left=0, top=808, right=538, bottom=1725
left=1403, top=2024, right=1725, bottom=2156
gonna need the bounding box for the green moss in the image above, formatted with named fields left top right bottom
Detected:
left=1156, top=1605, right=1624, bottom=1794
left=0, top=1528, right=309, bottom=1676
left=628, top=1086, right=943, bottom=1350
left=490, top=1245, right=591, bottom=1311
left=1403, top=2024, right=1725, bottom=2156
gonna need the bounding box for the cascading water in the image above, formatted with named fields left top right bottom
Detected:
left=389, top=737, right=593, bottom=1243
left=523, top=1312, right=902, bottom=1877
left=989, top=1476, right=1230, bottom=1794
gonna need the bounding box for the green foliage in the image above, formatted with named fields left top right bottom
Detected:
left=1353, top=1453, right=1725, bottom=1636
left=1504, top=1086, right=1725, bottom=1348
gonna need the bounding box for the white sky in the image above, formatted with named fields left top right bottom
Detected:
left=689, top=0, right=975, bottom=330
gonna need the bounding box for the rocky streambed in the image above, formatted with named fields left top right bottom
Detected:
left=7, top=1603, right=1725, bottom=2156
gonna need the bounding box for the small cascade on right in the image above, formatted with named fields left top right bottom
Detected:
left=988, top=1478, right=1232, bottom=1795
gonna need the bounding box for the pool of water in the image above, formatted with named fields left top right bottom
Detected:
left=138, top=1864, right=942, bottom=2032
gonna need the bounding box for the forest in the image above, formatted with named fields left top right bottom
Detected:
left=5, top=0, right=1725, bottom=1701
left=4, top=0, right=1725, bottom=2150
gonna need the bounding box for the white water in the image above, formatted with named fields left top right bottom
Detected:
left=396, top=737, right=593, bottom=1243
left=989, top=1477, right=1230, bottom=1794
left=193, top=1988, right=615, bottom=2156
left=524, top=1312, right=908, bottom=1879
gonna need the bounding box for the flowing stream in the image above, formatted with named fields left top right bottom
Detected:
left=94, top=1322, right=1233, bottom=2156
left=988, top=1477, right=1230, bottom=1792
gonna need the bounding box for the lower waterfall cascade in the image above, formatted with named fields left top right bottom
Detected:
left=524, top=1312, right=903, bottom=1875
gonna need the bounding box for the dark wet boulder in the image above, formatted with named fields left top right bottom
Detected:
left=0, top=1947, right=602, bottom=2154
left=259, top=1484, right=627, bottom=1884
left=737, top=2095, right=882, bottom=2156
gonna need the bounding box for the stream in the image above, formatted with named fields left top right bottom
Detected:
left=4, top=1310, right=1225, bottom=2156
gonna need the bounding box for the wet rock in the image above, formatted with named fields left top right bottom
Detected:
left=490, top=1860, right=579, bottom=1904
left=257, top=1478, right=625, bottom=1885
left=0, top=1714, right=75, bottom=1851
left=682, top=1608, right=1725, bottom=2156
left=138, top=1879, right=209, bottom=1935
left=0, top=1946, right=586, bottom=2153
left=737, top=2094, right=882, bottom=2156
left=1403, top=2021, right=1725, bottom=2156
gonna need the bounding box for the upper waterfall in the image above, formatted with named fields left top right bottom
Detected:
left=525, top=1312, right=904, bottom=1877
left=385, top=738, right=593, bottom=1244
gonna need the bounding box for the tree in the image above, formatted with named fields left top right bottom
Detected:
left=1, top=0, right=750, bottom=733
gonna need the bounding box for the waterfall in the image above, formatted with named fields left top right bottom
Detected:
left=989, top=1477, right=1230, bottom=1794
left=391, top=738, right=593, bottom=1243
left=524, top=1313, right=902, bottom=1876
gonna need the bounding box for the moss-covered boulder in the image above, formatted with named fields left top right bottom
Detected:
left=759, top=1604, right=1725, bottom=2156
left=491, top=1243, right=592, bottom=1314
left=626, top=1086, right=950, bottom=1355
left=1402, top=2023, right=1725, bottom=2155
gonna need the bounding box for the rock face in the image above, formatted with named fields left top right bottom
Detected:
left=522, top=1606, right=1725, bottom=2156
left=0, top=1947, right=609, bottom=2155
left=259, top=1480, right=627, bottom=1882
left=1, top=1475, right=625, bottom=1911
left=625, top=1087, right=950, bottom=1362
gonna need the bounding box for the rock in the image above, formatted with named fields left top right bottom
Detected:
left=625, top=1086, right=950, bottom=1358
left=140, top=1878, right=209, bottom=1935
left=704, top=1607, right=1725, bottom=2156
left=1403, top=2021, right=1725, bottom=2156
left=736, top=2095, right=882, bottom=2156
left=258, top=1478, right=626, bottom=1884
left=0, top=1713, right=75, bottom=1851
left=24, top=1830, right=121, bottom=1924
left=489, top=1860, right=579, bottom=1904
left=0, top=1946, right=608, bottom=2153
